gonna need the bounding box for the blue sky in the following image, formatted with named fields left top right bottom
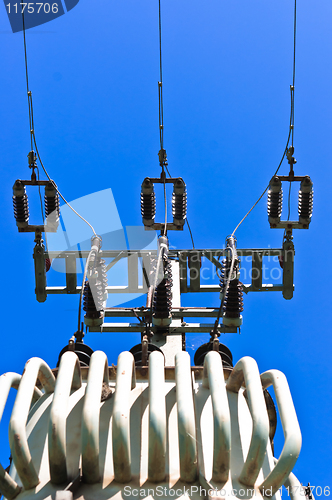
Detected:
left=1, top=0, right=332, bottom=490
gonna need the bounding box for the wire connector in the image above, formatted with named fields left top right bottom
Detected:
left=286, top=146, right=297, bottom=175
left=158, top=148, right=168, bottom=169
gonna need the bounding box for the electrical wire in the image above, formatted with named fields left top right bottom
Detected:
left=163, top=165, right=195, bottom=249
left=21, top=12, right=97, bottom=237
left=77, top=252, right=92, bottom=332
left=231, top=0, right=297, bottom=237
left=213, top=246, right=235, bottom=334
left=22, top=11, right=44, bottom=222
left=158, top=0, right=168, bottom=237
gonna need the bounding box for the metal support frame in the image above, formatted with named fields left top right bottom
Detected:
left=44, top=247, right=293, bottom=296
left=32, top=246, right=295, bottom=334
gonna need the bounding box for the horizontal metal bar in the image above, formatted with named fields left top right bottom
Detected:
left=46, top=285, right=146, bottom=294
left=104, top=307, right=220, bottom=318
left=47, top=248, right=283, bottom=259
left=89, top=323, right=238, bottom=333
left=145, top=223, right=184, bottom=231
left=148, top=177, right=179, bottom=183
left=46, top=283, right=287, bottom=296
left=18, top=179, right=52, bottom=186
left=18, top=225, right=57, bottom=233
left=270, top=221, right=309, bottom=229
left=277, top=175, right=308, bottom=182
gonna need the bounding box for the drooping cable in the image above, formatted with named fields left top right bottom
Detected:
left=164, top=163, right=195, bottom=248
left=158, top=0, right=167, bottom=236
left=21, top=13, right=97, bottom=237
left=231, top=0, right=297, bottom=237
left=22, top=11, right=44, bottom=222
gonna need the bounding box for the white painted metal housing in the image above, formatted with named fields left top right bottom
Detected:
left=0, top=350, right=302, bottom=500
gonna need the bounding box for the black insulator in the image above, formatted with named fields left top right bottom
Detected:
left=219, top=259, right=243, bottom=323
left=172, top=178, right=187, bottom=226
left=56, top=342, right=94, bottom=368
left=267, top=176, right=283, bottom=223
left=194, top=342, right=233, bottom=368
left=298, top=176, right=313, bottom=223
left=129, top=343, right=164, bottom=367
left=13, top=180, right=29, bottom=227
left=44, top=182, right=60, bottom=228
left=83, top=280, right=104, bottom=321
left=141, top=178, right=156, bottom=226
left=152, top=258, right=172, bottom=324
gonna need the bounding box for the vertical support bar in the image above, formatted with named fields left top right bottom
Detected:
left=112, top=352, right=136, bottom=483
left=9, top=358, right=55, bottom=489
left=179, top=251, right=188, bottom=293
left=175, top=351, right=197, bottom=482
left=82, top=351, right=109, bottom=484
left=49, top=352, right=82, bottom=484
left=203, top=352, right=230, bottom=483
left=189, top=251, right=201, bottom=292
left=226, top=356, right=269, bottom=487
left=65, top=253, right=77, bottom=294
left=282, top=240, right=294, bottom=300
left=251, top=251, right=263, bottom=290
left=148, top=351, right=166, bottom=482
left=128, top=253, right=138, bottom=292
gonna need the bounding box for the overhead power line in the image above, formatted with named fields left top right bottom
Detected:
left=231, top=0, right=297, bottom=237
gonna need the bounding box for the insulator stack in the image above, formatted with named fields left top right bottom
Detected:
left=141, top=177, right=156, bottom=227
left=298, top=176, right=313, bottom=224
left=83, top=280, right=104, bottom=326
left=152, top=258, right=172, bottom=327
left=172, top=178, right=187, bottom=227
left=13, top=180, right=29, bottom=228
left=33, top=240, right=47, bottom=303
left=219, top=258, right=243, bottom=327
left=267, top=176, right=283, bottom=224
left=98, top=258, right=108, bottom=303
left=44, top=181, right=60, bottom=229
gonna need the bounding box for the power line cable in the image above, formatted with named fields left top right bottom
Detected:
left=158, top=0, right=168, bottom=237
left=231, top=0, right=297, bottom=237
left=22, top=11, right=44, bottom=221
left=21, top=12, right=97, bottom=237
left=157, top=1, right=195, bottom=249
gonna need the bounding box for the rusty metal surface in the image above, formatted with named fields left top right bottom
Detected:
left=1, top=353, right=302, bottom=500
left=148, top=351, right=166, bottom=482
left=49, top=352, right=82, bottom=484
left=202, top=352, right=230, bottom=483
left=260, top=370, right=302, bottom=496
left=8, top=358, right=55, bottom=489
left=81, top=351, right=109, bottom=484
left=226, top=357, right=269, bottom=487
left=175, top=352, right=197, bottom=483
